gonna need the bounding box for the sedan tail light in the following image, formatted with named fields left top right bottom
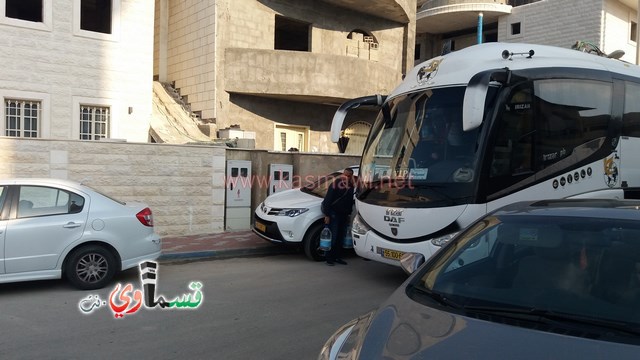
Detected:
left=136, top=207, right=154, bottom=227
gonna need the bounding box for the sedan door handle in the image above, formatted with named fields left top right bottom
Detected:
left=63, top=222, right=82, bottom=229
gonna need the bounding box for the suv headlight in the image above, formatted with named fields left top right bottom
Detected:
left=351, top=214, right=370, bottom=236
left=276, top=208, right=309, bottom=217
left=430, top=232, right=459, bottom=247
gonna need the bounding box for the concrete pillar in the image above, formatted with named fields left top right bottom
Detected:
left=159, top=0, right=168, bottom=82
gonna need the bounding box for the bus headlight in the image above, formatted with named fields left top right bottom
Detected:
left=351, top=214, right=370, bottom=235
left=431, top=232, right=459, bottom=247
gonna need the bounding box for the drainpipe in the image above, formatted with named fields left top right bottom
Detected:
left=637, top=1, right=640, bottom=64
left=477, top=12, right=483, bottom=44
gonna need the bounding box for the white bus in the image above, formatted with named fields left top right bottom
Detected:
left=331, top=42, right=640, bottom=267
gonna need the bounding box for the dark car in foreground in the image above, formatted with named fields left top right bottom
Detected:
left=319, top=199, right=640, bottom=359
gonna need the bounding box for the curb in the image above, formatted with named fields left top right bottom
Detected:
left=158, top=245, right=297, bottom=262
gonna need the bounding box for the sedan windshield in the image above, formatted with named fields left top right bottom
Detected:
left=410, top=215, right=640, bottom=340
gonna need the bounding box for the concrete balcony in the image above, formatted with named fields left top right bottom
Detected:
left=417, top=0, right=511, bottom=34
left=224, top=48, right=401, bottom=105
left=320, top=0, right=413, bottom=23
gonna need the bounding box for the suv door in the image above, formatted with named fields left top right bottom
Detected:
left=4, top=185, right=89, bottom=273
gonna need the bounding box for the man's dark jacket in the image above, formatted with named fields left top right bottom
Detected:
left=321, top=177, right=354, bottom=216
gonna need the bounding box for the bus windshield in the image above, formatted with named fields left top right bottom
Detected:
left=359, top=86, right=485, bottom=207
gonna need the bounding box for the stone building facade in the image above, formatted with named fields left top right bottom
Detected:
left=416, top=0, right=639, bottom=65
left=0, top=0, right=155, bottom=143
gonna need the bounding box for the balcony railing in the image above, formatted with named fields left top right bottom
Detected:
left=420, top=0, right=508, bottom=11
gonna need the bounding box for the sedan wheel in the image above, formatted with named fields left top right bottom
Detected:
left=66, top=245, right=117, bottom=290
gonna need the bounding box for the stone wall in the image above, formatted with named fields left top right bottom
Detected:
left=498, top=0, right=603, bottom=51
left=0, top=138, right=361, bottom=235
left=0, top=138, right=226, bottom=237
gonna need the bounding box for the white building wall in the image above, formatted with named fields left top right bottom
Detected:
left=603, top=0, right=638, bottom=63
left=499, top=0, right=604, bottom=50
left=0, top=0, right=155, bottom=142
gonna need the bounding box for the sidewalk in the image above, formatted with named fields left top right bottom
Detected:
left=159, top=230, right=294, bottom=261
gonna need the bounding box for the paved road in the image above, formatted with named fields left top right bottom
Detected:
left=0, top=253, right=407, bottom=359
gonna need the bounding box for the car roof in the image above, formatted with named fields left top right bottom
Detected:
left=0, top=178, right=90, bottom=192
left=0, top=177, right=82, bottom=186
left=492, top=199, right=640, bottom=221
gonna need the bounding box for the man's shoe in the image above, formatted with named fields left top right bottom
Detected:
left=326, top=260, right=335, bottom=266
left=335, top=258, right=347, bottom=265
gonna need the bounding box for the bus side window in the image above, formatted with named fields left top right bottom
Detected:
left=490, top=87, right=533, bottom=178
left=534, top=79, right=611, bottom=170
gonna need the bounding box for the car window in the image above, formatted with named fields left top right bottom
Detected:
left=413, top=215, right=640, bottom=331
left=0, top=185, right=7, bottom=216
left=18, top=186, right=85, bottom=218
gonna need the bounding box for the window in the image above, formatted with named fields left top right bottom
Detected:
left=79, top=105, right=110, bottom=140
left=631, top=21, right=637, bottom=43
left=275, top=125, right=307, bottom=151
left=623, top=81, right=640, bottom=137
left=4, top=99, right=40, bottom=137
left=0, top=0, right=51, bottom=31
left=6, top=0, right=42, bottom=22
left=18, top=186, right=85, bottom=218
left=275, top=16, right=310, bottom=52
left=80, top=0, right=111, bottom=34
left=508, top=0, right=541, bottom=6
left=73, top=0, right=120, bottom=40
left=488, top=79, right=612, bottom=197
left=0, top=185, right=6, bottom=212
left=414, top=44, right=421, bottom=61
left=511, top=22, right=521, bottom=35
left=280, top=132, right=286, bottom=151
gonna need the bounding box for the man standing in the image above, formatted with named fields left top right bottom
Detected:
left=321, top=168, right=355, bottom=266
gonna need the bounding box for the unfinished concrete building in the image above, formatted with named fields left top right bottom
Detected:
left=153, top=0, right=416, bottom=154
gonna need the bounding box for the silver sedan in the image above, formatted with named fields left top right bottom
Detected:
left=0, top=178, right=161, bottom=289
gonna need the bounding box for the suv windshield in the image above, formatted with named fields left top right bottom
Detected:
left=300, top=172, right=343, bottom=198
left=410, top=215, right=640, bottom=340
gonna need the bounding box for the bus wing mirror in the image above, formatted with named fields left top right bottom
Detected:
left=462, top=69, right=507, bottom=131
left=331, top=94, right=386, bottom=143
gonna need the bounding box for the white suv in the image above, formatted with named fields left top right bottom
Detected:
left=252, top=166, right=358, bottom=261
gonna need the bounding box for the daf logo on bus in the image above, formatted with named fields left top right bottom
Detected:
left=385, top=209, right=405, bottom=236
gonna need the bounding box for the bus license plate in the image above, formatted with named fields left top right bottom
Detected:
left=255, top=221, right=266, bottom=232
left=380, top=248, right=404, bottom=260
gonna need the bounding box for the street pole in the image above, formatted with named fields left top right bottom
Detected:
left=478, top=12, right=483, bottom=44
left=636, top=0, right=640, bottom=64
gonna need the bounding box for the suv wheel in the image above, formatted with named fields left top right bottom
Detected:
left=303, top=223, right=326, bottom=261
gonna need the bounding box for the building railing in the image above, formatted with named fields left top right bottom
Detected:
left=420, top=0, right=508, bottom=11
